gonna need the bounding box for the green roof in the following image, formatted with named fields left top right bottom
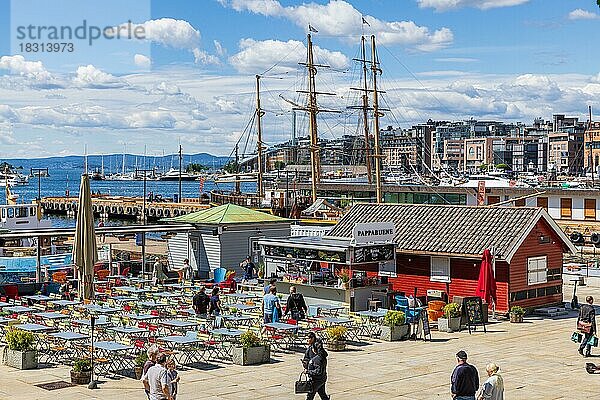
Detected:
left=165, top=203, right=289, bottom=225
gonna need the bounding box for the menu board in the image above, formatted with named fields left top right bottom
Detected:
left=420, top=308, right=431, bottom=340
left=462, top=296, right=486, bottom=334
left=353, top=244, right=395, bottom=263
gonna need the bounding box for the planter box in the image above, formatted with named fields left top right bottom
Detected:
left=5, top=349, right=37, bottom=370
left=232, top=345, right=271, bottom=366
left=510, top=313, right=523, bottom=323
left=71, top=370, right=92, bottom=385
left=134, top=366, right=144, bottom=380
left=326, top=339, right=346, bottom=352
left=438, top=317, right=461, bottom=333
left=380, top=324, right=410, bottom=341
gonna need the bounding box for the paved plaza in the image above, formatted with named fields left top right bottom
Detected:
left=1, top=281, right=598, bottom=400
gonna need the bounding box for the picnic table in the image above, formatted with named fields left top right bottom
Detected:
left=49, top=300, right=81, bottom=308
left=34, top=311, right=69, bottom=321
left=124, top=313, right=160, bottom=322
left=158, top=335, right=205, bottom=365
left=356, top=310, right=387, bottom=337
left=24, top=295, right=52, bottom=302
left=211, top=328, right=245, bottom=359
left=229, top=303, right=259, bottom=311
left=139, top=301, right=171, bottom=308
left=81, top=304, right=120, bottom=314
left=160, top=319, right=197, bottom=333
left=113, top=286, right=148, bottom=294
left=4, top=306, right=33, bottom=314
left=309, top=304, right=345, bottom=316
left=111, top=296, right=138, bottom=303
left=93, top=341, right=134, bottom=375
left=222, top=315, right=254, bottom=327
left=0, top=301, right=11, bottom=308
left=14, top=323, right=54, bottom=332
left=263, top=322, right=300, bottom=350
left=109, top=326, right=149, bottom=338
left=45, top=331, right=88, bottom=363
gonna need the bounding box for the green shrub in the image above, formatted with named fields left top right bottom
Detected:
left=6, top=329, right=36, bottom=351
left=510, top=306, right=524, bottom=316
left=239, top=331, right=262, bottom=348
left=73, top=358, right=92, bottom=372
left=134, top=352, right=148, bottom=367
left=443, top=303, right=461, bottom=318
left=383, top=310, right=406, bottom=326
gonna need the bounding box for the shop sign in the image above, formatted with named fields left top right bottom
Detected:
left=353, top=222, right=395, bottom=244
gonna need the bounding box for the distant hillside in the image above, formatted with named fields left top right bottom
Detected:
left=2, top=153, right=231, bottom=172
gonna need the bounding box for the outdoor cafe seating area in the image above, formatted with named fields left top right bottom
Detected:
left=0, top=275, right=400, bottom=378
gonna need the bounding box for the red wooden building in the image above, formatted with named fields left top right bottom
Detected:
left=326, top=204, right=576, bottom=312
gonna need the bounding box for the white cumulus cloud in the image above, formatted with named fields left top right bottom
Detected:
left=126, top=111, right=176, bottom=128
left=134, top=54, right=151, bottom=68
left=229, top=38, right=349, bottom=74
left=568, top=9, right=600, bottom=20
left=134, top=18, right=200, bottom=49
left=192, top=49, right=221, bottom=65
left=0, top=55, right=51, bottom=81
left=73, top=65, right=126, bottom=88
left=417, top=0, right=530, bottom=11
left=221, top=0, right=453, bottom=51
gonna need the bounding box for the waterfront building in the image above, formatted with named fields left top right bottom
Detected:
left=327, top=203, right=576, bottom=312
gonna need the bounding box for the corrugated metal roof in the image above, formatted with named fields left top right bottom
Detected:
left=165, top=203, right=288, bottom=225
left=326, top=203, right=559, bottom=260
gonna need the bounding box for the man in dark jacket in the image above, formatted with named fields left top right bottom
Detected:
left=451, top=350, right=479, bottom=400
left=302, top=332, right=330, bottom=400
left=579, top=296, right=597, bottom=357
left=192, top=287, right=210, bottom=317
left=284, top=286, right=308, bottom=321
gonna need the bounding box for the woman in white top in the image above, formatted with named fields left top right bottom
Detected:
left=478, top=362, right=504, bottom=400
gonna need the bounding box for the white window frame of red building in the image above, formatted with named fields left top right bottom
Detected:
left=527, top=256, right=547, bottom=285
left=430, top=256, right=450, bottom=283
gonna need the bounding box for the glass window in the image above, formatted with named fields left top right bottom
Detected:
left=527, top=256, right=547, bottom=285
left=430, top=256, right=450, bottom=283
left=7, top=208, right=14, bottom=218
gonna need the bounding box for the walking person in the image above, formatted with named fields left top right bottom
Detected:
left=192, top=286, right=210, bottom=318
left=451, top=350, right=479, bottom=400
left=182, top=258, right=193, bottom=281
left=142, top=346, right=159, bottom=400
left=165, top=358, right=180, bottom=400
left=240, top=256, right=256, bottom=282
left=283, top=285, right=308, bottom=321
left=262, top=285, right=282, bottom=324
left=141, top=353, right=173, bottom=400
left=153, top=257, right=167, bottom=285
left=302, top=332, right=330, bottom=400
left=578, top=296, right=597, bottom=357
left=477, top=363, right=504, bottom=400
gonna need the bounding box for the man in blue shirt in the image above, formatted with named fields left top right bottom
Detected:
left=262, top=286, right=282, bottom=324
left=264, top=278, right=277, bottom=294
left=451, top=350, right=479, bottom=400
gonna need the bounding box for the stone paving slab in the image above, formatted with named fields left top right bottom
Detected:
left=1, top=284, right=599, bottom=399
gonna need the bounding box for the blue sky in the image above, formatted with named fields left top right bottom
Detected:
left=0, top=0, right=599, bottom=158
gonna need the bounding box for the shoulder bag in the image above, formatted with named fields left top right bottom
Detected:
left=294, top=371, right=313, bottom=394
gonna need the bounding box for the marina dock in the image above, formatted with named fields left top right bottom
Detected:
left=40, top=196, right=210, bottom=221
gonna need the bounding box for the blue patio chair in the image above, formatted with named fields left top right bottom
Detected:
left=213, top=267, right=227, bottom=283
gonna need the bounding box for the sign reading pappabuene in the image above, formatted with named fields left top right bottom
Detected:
left=353, top=222, right=395, bottom=244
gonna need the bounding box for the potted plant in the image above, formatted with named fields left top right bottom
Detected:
left=5, top=329, right=37, bottom=369
left=232, top=331, right=271, bottom=366
left=438, top=303, right=461, bottom=333
left=70, top=358, right=92, bottom=384
left=380, top=310, right=409, bottom=341
left=510, top=306, right=525, bottom=323
left=325, top=326, right=347, bottom=351
left=229, top=307, right=239, bottom=315
left=134, top=352, right=148, bottom=379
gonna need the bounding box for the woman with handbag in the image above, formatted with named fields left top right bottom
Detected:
left=284, top=286, right=308, bottom=321
left=301, top=332, right=330, bottom=400
left=578, top=296, right=596, bottom=357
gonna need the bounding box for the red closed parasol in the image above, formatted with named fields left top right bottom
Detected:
left=476, top=249, right=496, bottom=304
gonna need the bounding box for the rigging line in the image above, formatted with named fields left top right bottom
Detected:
left=260, top=40, right=304, bottom=76
left=380, top=44, right=462, bottom=121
